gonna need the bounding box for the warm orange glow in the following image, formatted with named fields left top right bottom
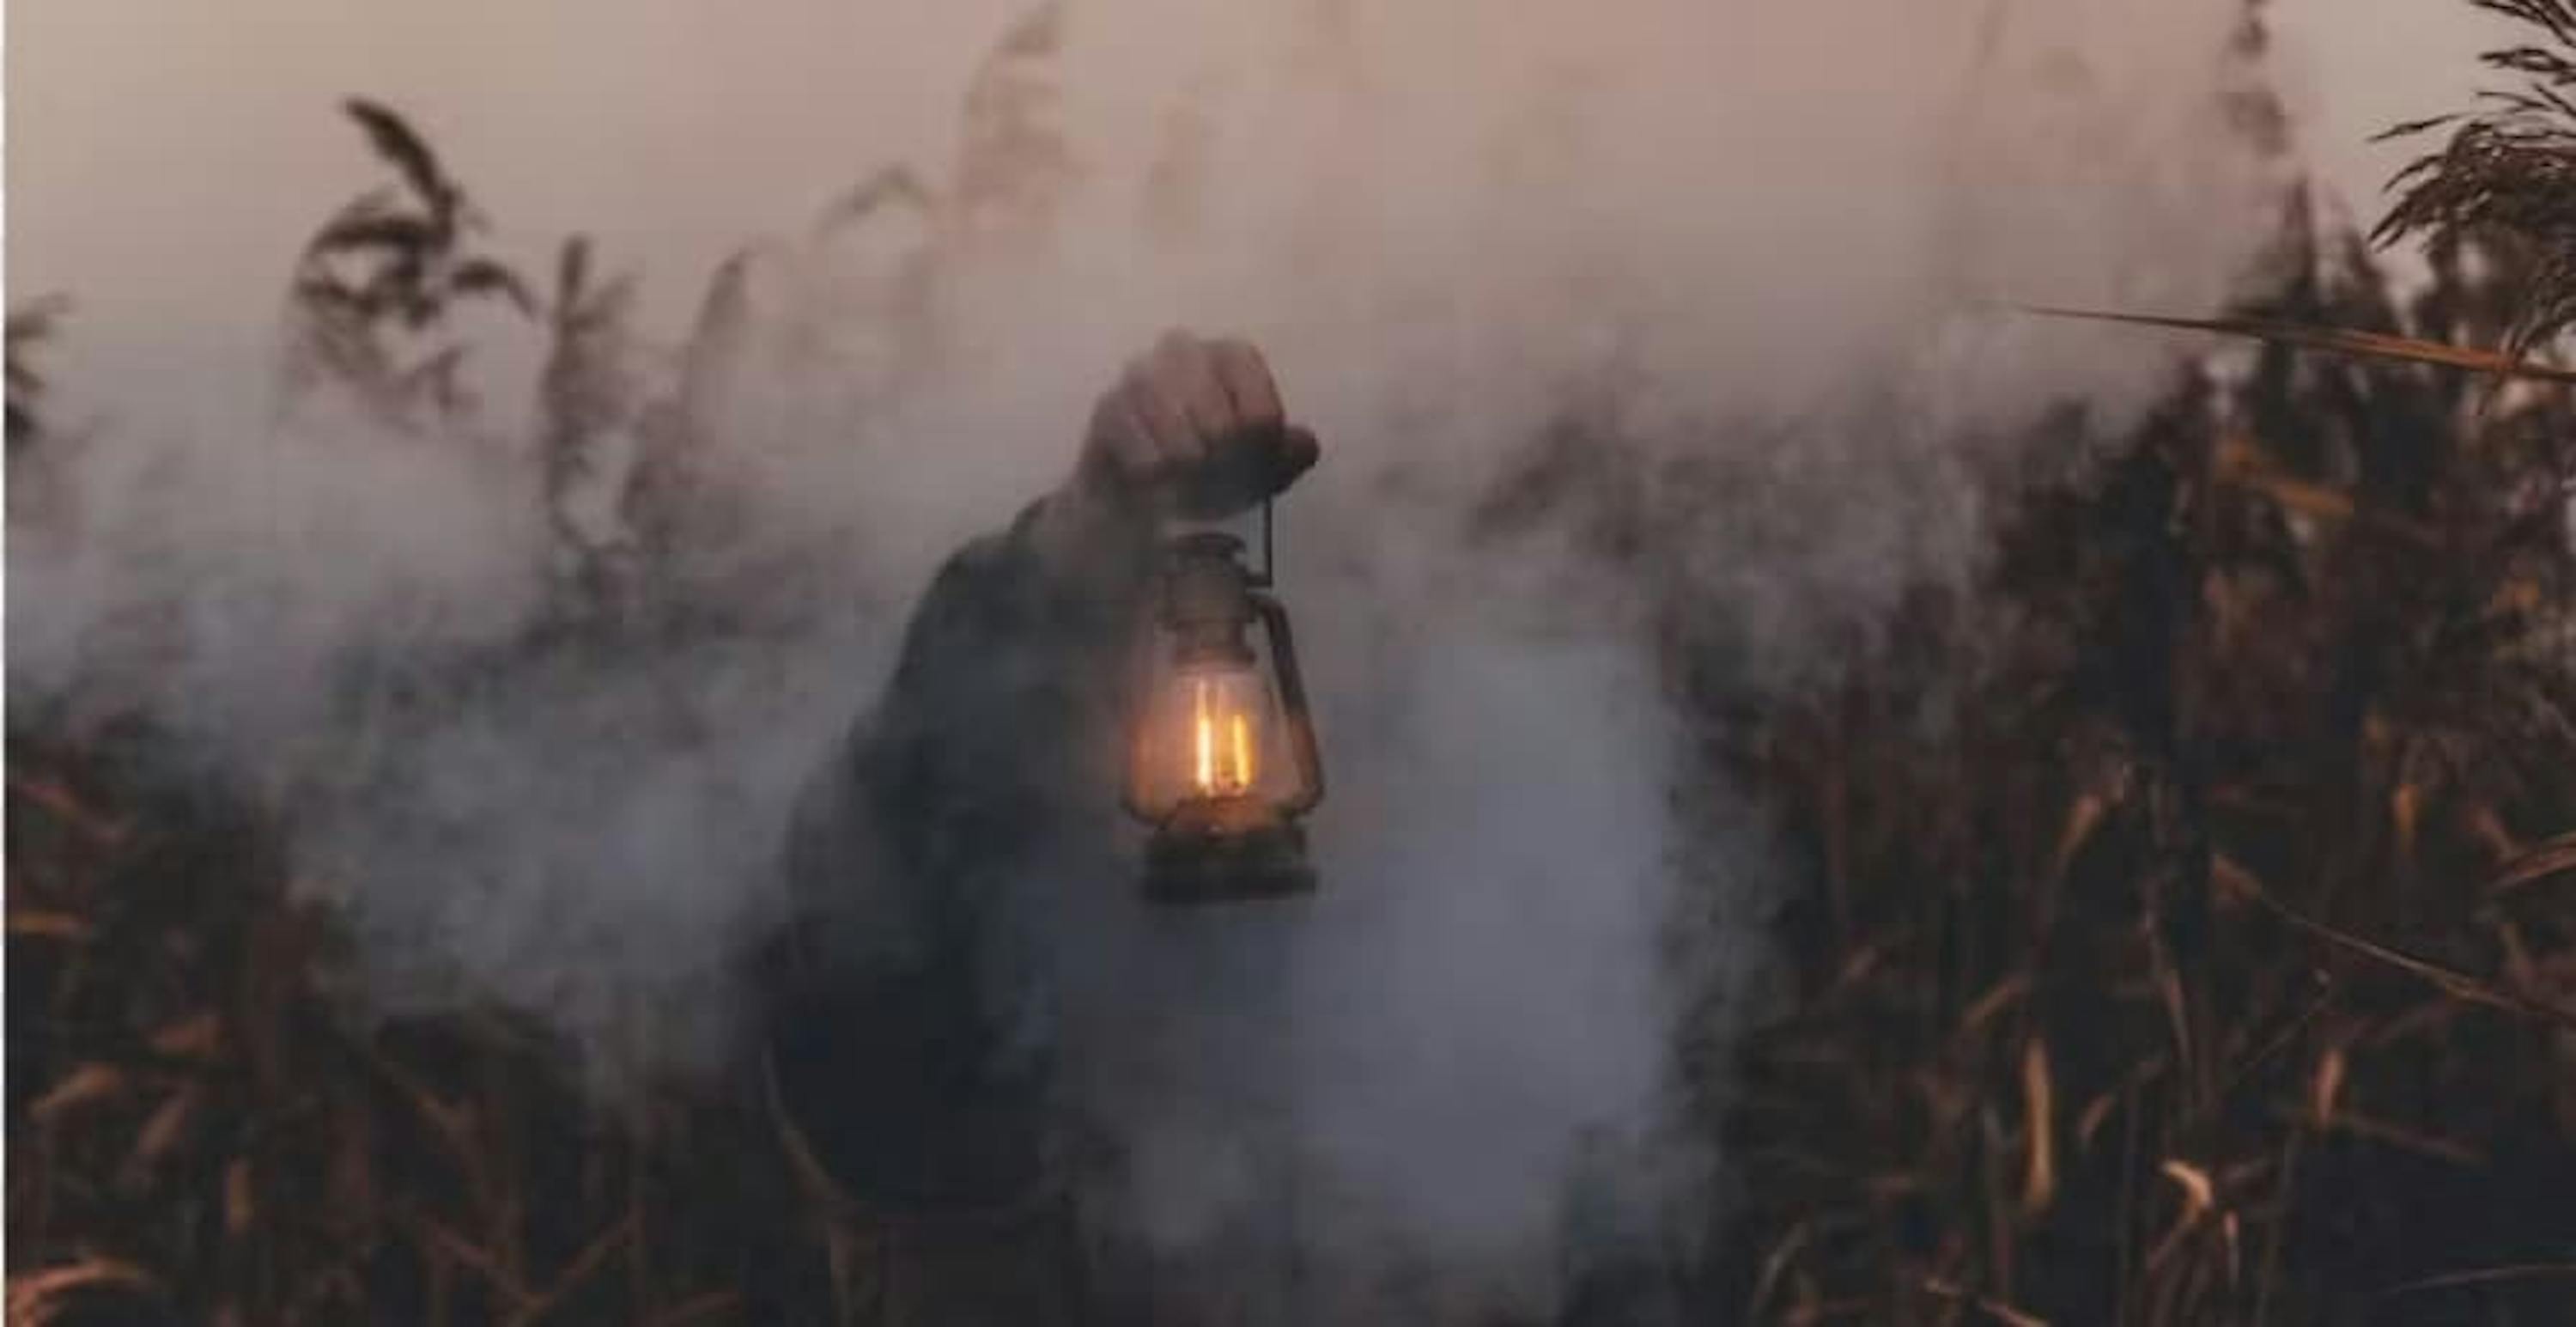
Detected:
left=1188, top=674, right=1256, bottom=796
left=1194, top=678, right=1215, bottom=791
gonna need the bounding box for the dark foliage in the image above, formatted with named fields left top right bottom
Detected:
left=2377, top=1, right=2576, bottom=356
left=1704, top=198, right=2576, bottom=1323
left=6, top=726, right=826, bottom=1325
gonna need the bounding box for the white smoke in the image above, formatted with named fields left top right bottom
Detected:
left=9, top=0, right=2287, bottom=1312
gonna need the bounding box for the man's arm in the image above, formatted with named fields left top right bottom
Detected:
left=761, top=332, right=1319, bottom=1214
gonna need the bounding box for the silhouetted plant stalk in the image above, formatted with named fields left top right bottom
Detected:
left=6, top=295, right=81, bottom=535
left=948, top=3, right=1078, bottom=255
left=537, top=234, right=653, bottom=626
left=8, top=294, right=70, bottom=449
left=281, top=99, right=534, bottom=435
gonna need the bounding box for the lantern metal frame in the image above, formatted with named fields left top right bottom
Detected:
left=1121, top=499, right=1325, bottom=906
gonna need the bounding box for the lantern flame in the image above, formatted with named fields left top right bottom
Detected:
left=1194, top=678, right=1214, bottom=791
left=1188, top=674, right=1256, bottom=797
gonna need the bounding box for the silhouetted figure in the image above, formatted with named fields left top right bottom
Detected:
left=761, top=330, right=1319, bottom=1325
left=756, top=330, right=1676, bottom=1325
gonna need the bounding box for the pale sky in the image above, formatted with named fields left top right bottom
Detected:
left=1, top=0, right=2518, bottom=396
left=6, top=1, right=1028, bottom=374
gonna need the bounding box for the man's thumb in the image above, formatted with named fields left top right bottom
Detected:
left=1275, top=426, right=1321, bottom=489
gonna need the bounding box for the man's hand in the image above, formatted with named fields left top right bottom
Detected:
left=1026, top=331, right=1319, bottom=590
left=1072, top=331, right=1321, bottom=523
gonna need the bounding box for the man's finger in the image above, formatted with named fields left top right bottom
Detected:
left=1151, top=331, right=1238, bottom=442
left=1122, top=362, right=1201, bottom=470
left=1094, top=387, right=1167, bottom=484
left=1208, top=338, right=1283, bottom=432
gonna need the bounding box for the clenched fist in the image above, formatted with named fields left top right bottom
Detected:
left=1073, top=331, right=1321, bottom=522
left=1027, top=330, right=1320, bottom=592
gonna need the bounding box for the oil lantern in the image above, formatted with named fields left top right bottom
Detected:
left=1122, top=501, right=1324, bottom=906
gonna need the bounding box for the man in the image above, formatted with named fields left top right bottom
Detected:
left=761, top=329, right=1322, bottom=1324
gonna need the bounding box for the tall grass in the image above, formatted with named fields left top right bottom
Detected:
left=1707, top=200, right=2576, bottom=1322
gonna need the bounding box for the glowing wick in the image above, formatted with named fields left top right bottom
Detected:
left=1194, top=678, right=1215, bottom=792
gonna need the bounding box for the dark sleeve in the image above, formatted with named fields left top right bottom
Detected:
left=762, top=499, right=1149, bottom=1214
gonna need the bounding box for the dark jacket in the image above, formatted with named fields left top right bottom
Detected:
left=760, top=498, right=1153, bottom=1323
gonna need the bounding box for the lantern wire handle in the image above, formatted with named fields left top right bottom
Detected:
left=1254, top=590, right=1325, bottom=815
left=1252, top=496, right=1277, bottom=589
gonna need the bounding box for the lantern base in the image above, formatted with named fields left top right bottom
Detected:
left=1141, top=796, right=1315, bottom=907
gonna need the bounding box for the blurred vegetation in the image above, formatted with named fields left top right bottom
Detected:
left=3, top=32, right=1063, bottom=1322
left=1698, top=5, right=2576, bottom=1319
left=1704, top=210, right=2576, bottom=1323
left=10, top=3, right=2576, bottom=1324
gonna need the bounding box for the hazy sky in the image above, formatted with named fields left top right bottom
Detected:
left=8, top=1, right=1019, bottom=374
left=2, top=0, right=2515, bottom=395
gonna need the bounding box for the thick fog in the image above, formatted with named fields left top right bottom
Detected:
left=6, top=0, right=2397, bottom=1311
